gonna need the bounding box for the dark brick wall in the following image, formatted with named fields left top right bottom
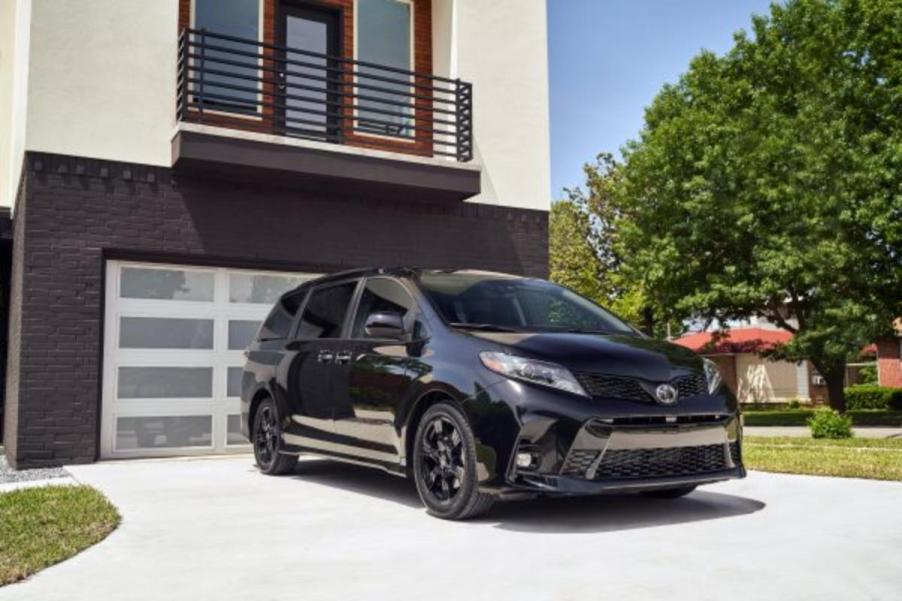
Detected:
left=4, top=151, right=548, bottom=468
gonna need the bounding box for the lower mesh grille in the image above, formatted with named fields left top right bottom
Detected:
left=561, top=450, right=599, bottom=475
left=594, top=444, right=729, bottom=480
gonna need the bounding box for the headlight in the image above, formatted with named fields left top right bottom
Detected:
left=703, top=358, right=722, bottom=394
left=479, top=351, right=588, bottom=397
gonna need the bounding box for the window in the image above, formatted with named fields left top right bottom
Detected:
left=192, top=0, right=261, bottom=114
left=258, top=291, right=304, bottom=341
left=296, top=282, right=358, bottom=339
left=351, top=278, right=415, bottom=338
left=356, top=0, right=413, bottom=137
left=418, top=273, right=635, bottom=335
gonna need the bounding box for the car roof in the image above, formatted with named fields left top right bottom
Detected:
left=283, top=267, right=522, bottom=296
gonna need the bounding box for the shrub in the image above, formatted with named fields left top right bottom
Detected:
left=808, top=408, right=853, bottom=439
left=845, top=385, right=902, bottom=410
left=787, top=399, right=802, bottom=409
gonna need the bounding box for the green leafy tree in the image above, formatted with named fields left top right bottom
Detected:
left=616, top=0, right=902, bottom=411
left=549, top=197, right=606, bottom=304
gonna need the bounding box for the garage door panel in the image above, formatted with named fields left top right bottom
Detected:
left=102, top=261, right=321, bottom=458
left=120, top=266, right=216, bottom=302
left=119, top=316, right=215, bottom=349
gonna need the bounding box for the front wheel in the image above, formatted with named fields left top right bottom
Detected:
left=640, top=485, right=697, bottom=499
left=412, top=402, right=495, bottom=520
left=252, top=398, right=298, bottom=475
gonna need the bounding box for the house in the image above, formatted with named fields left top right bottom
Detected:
left=0, top=0, right=551, bottom=468
left=675, top=324, right=886, bottom=404
left=674, top=327, right=813, bottom=404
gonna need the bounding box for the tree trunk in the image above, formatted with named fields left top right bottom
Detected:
left=822, top=367, right=847, bottom=413
left=641, top=306, right=655, bottom=337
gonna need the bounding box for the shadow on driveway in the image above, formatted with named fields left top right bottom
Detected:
left=287, top=458, right=765, bottom=533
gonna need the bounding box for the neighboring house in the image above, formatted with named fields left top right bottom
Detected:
left=674, top=328, right=811, bottom=404
left=875, top=332, right=902, bottom=388
left=0, top=0, right=551, bottom=468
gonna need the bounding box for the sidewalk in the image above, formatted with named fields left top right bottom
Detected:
left=745, top=426, right=902, bottom=439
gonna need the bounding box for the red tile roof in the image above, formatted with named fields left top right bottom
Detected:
left=674, top=328, right=793, bottom=354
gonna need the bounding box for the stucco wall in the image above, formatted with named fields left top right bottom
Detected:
left=0, top=0, right=31, bottom=209
left=12, top=0, right=550, bottom=212
left=23, top=0, right=177, bottom=170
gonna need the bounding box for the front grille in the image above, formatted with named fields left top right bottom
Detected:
left=561, top=450, right=599, bottom=475
left=673, top=373, right=707, bottom=398
left=576, top=374, right=651, bottom=402
left=594, top=444, right=729, bottom=480
left=576, top=372, right=708, bottom=403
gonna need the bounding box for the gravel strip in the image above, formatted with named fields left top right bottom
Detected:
left=0, top=454, right=70, bottom=484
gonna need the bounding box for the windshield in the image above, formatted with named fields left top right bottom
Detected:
left=417, top=272, right=636, bottom=335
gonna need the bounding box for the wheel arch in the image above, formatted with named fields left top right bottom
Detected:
left=402, top=388, right=463, bottom=477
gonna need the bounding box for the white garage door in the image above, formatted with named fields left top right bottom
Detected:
left=101, top=261, right=320, bottom=458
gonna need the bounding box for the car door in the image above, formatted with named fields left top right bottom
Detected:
left=332, top=277, right=419, bottom=463
left=281, top=279, right=359, bottom=447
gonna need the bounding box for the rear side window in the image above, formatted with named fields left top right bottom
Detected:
left=258, top=291, right=304, bottom=341
left=296, top=281, right=358, bottom=339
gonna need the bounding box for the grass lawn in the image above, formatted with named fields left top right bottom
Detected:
left=744, top=436, right=902, bottom=481
left=743, top=409, right=902, bottom=427
left=0, top=485, right=120, bottom=586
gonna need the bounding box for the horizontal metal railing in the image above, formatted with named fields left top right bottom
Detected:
left=176, top=28, right=473, bottom=162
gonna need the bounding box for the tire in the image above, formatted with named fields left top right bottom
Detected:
left=412, top=402, right=495, bottom=520
left=252, top=397, right=299, bottom=476
left=640, top=485, right=697, bottom=499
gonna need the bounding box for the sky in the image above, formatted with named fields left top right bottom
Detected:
left=547, top=0, right=774, bottom=199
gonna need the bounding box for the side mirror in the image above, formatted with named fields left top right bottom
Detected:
left=364, top=311, right=406, bottom=340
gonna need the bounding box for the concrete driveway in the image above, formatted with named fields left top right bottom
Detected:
left=2, top=456, right=900, bottom=601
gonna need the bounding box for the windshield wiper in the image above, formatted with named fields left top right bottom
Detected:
left=448, top=322, right=524, bottom=333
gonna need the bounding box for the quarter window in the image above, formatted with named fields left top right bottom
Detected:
left=296, top=282, right=358, bottom=339
left=258, top=291, right=304, bottom=341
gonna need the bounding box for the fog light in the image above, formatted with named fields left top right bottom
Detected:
left=516, top=452, right=535, bottom=469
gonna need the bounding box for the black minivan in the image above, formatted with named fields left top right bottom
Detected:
left=240, top=268, right=744, bottom=520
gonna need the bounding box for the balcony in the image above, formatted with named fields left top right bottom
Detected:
left=172, top=28, right=480, bottom=202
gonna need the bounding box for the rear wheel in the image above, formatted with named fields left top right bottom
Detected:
left=413, top=402, right=495, bottom=520
left=253, top=398, right=298, bottom=475
left=640, top=485, right=697, bottom=499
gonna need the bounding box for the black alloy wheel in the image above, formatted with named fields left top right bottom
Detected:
left=413, top=402, right=494, bottom=520
left=253, top=398, right=299, bottom=475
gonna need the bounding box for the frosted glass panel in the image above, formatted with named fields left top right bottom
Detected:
left=228, top=320, right=261, bottom=350
left=120, top=267, right=214, bottom=301
left=227, top=367, right=243, bottom=398
left=230, top=273, right=315, bottom=304
left=116, top=416, right=212, bottom=450
left=119, top=317, right=214, bottom=349
left=118, top=367, right=213, bottom=399
left=227, top=415, right=247, bottom=445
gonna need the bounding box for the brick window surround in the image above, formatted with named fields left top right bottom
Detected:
left=178, top=0, right=436, bottom=157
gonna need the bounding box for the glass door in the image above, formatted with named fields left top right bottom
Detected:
left=276, top=3, right=342, bottom=141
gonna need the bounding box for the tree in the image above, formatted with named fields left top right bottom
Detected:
left=566, top=154, right=686, bottom=337
left=549, top=196, right=606, bottom=304
left=616, top=0, right=902, bottom=411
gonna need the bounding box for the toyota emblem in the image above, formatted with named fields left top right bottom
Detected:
left=655, top=384, right=678, bottom=405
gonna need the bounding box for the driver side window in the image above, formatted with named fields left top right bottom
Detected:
left=351, top=278, right=415, bottom=338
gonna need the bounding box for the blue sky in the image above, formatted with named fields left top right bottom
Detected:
left=547, top=0, right=774, bottom=198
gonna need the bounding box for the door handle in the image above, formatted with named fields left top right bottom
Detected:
left=316, top=350, right=334, bottom=364
left=334, top=350, right=352, bottom=365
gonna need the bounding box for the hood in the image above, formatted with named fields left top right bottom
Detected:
left=467, top=331, right=702, bottom=381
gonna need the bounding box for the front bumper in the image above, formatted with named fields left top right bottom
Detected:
left=464, top=379, right=745, bottom=496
